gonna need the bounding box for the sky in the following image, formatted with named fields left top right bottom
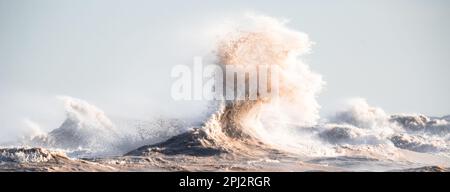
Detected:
left=0, top=0, right=449, bottom=141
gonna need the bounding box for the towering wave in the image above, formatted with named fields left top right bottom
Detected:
left=127, top=14, right=325, bottom=157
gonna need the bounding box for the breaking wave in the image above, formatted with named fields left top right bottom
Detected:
left=319, top=98, right=450, bottom=156
left=19, top=96, right=189, bottom=157
left=127, top=14, right=327, bottom=158
left=0, top=148, right=68, bottom=163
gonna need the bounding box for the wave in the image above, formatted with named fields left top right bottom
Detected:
left=18, top=96, right=193, bottom=157
left=390, top=114, right=450, bottom=135
left=318, top=98, right=449, bottom=155
left=22, top=96, right=121, bottom=156
left=127, top=14, right=325, bottom=158
left=0, top=147, right=68, bottom=163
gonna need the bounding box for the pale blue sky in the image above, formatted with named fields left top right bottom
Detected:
left=0, top=0, right=449, bottom=140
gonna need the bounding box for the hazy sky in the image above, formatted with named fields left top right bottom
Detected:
left=0, top=0, right=449, bottom=141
